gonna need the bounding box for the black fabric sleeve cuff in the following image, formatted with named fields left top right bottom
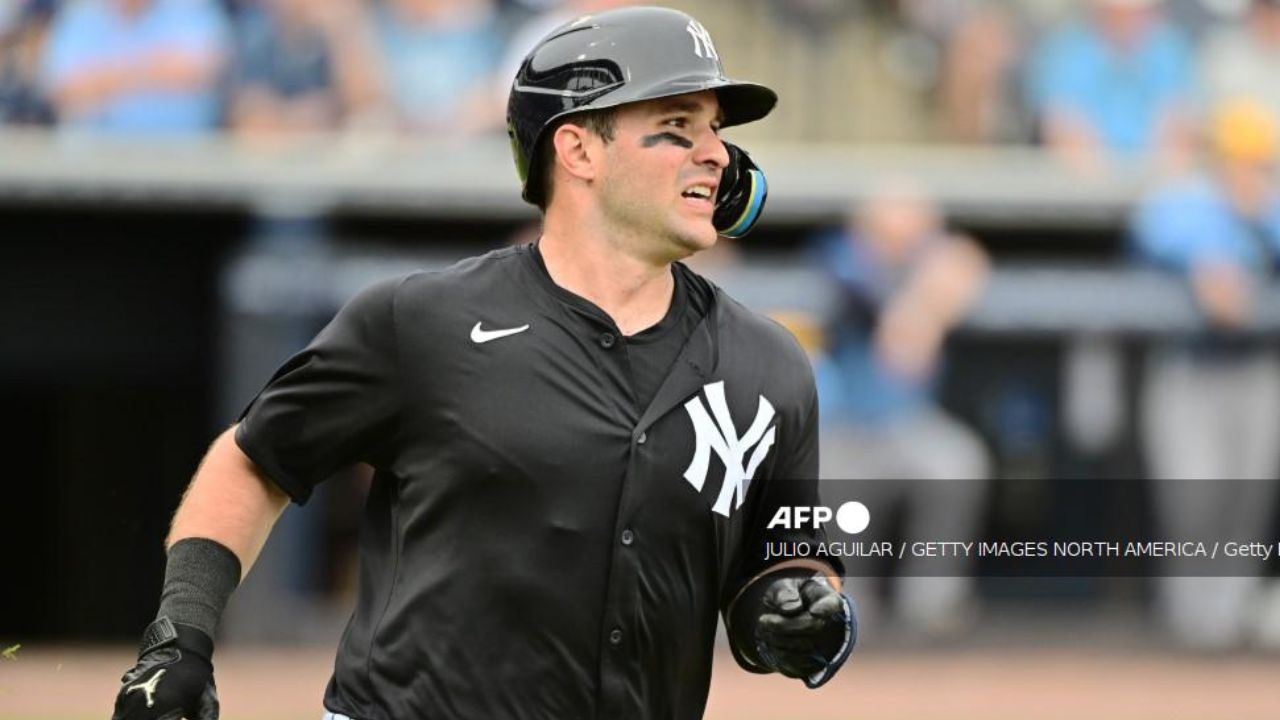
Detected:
left=234, top=421, right=313, bottom=505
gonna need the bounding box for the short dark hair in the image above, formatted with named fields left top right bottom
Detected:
left=532, top=108, right=617, bottom=211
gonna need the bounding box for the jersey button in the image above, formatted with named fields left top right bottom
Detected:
left=599, top=332, right=617, bottom=349
left=609, top=628, right=623, bottom=646
left=621, top=529, right=635, bottom=546
left=637, top=431, right=647, bottom=445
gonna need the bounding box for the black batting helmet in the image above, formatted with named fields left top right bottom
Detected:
left=506, top=5, right=777, bottom=212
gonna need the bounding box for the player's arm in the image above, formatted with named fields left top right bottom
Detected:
left=723, top=357, right=856, bottom=688
left=111, top=276, right=404, bottom=719
left=111, top=425, right=289, bottom=720
left=168, top=424, right=290, bottom=570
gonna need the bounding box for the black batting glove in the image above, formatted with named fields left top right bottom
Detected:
left=730, top=569, right=857, bottom=688
left=111, top=617, right=218, bottom=720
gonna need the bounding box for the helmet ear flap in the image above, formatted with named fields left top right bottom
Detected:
left=714, top=142, right=768, bottom=238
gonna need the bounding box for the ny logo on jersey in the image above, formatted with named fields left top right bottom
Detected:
left=685, top=19, right=719, bottom=61
left=683, top=381, right=776, bottom=517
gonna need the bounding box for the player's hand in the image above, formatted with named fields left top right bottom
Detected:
left=731, top=570, right=856, bottom=688
left=111, top=617, right=218, bottom=720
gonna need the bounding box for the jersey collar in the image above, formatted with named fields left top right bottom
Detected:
left=516, top=241, right=724, bottom=433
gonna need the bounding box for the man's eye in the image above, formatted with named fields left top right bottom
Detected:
left=666, top=118, right=689, bottom=129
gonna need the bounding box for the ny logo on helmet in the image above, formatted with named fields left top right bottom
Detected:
left=683, top=381, right=776, bottom=517
left=685, top=19, right=719, bottom=61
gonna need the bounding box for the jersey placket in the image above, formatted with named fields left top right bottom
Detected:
left=552, top=303, right=645, bottom=719
left=596, top=312, right=719, bottom=720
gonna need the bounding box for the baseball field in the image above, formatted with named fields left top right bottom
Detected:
left=5, top=615, right=1277, bottom=720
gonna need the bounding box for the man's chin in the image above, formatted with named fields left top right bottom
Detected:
left=671, top=229, right=717, bottom=259
left=647, top=215, right=718, bottom=262
left=683, top=218, right=720, bottom=248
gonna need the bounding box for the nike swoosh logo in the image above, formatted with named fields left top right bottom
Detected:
left=470, top=322, right=530, bottom=344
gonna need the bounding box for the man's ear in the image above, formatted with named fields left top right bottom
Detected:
left=552, top=122, right=600, bottom=186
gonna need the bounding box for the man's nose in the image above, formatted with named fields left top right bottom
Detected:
left=696, top=134, right=731, bottom=170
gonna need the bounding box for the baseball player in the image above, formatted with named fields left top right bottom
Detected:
left=110, top=7, right=855, bottom=720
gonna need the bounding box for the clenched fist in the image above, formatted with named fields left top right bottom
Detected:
left=111, top=617, right=218, bottom=720
left=729, top=569, right=857, bottom=688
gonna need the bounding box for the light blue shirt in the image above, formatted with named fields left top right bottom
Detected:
left=43, top=0, right=229, bottom=134
left=1030, top=19, right=1194, bottom=156
left=376, top=8, right=501, bottom=128
left=1132, top=177, right=1280, bottom=272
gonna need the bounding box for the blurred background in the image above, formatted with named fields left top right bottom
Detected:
left=3, top=0, right=1280, bottom=717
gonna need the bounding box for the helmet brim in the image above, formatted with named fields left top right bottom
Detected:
left=585, top=76, right=778, bottom=129
left=716, top=81, right=778, bottom=128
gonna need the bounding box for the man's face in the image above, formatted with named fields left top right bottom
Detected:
left=594, top=91, right=731, bottom=263
left=1092, top=1, right=1157, bottom=49
left=113, top=0, right=152, bottom=16
left=854, top=187, right=939, bottom=266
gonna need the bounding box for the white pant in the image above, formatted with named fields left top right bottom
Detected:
left=1142, top=349, right=1280, bottom=648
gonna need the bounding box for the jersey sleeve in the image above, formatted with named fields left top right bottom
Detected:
left=235, top=275, right=406, bottom=504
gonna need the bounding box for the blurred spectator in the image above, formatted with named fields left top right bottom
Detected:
left=1159, top=0, right=1242, bottom=42
left=374, top=0, right=503, bottom=135
left=1028, top=0, right=1196, bottom=171
left=649, top=0, right=929, bottom=143
left=1131, top=100, right=1280, bottom=649
left=0, top=0, right=56, bottom=125
left=1201, top=0, right=1280, bottom=122
left=773, top=0, right=931, bottom=143
left=40, top=0, right=229, bottom=134
left=814, top=181, right=990, bottom=638
left=902, top=0, right=1031, bottom=143
left=227, top=0, right=381, bottom=137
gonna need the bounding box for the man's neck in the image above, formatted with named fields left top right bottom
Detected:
left=538, top=226, right=677, bottom=337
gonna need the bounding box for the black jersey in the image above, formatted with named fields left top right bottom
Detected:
left=236, top=244, right=837, bottom=720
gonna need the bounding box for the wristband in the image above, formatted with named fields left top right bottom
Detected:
left=156, top=537, right=241, bottom=640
